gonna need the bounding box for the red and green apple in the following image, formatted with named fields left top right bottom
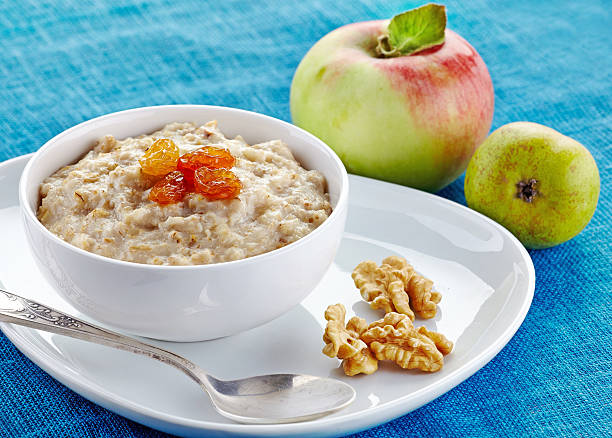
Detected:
left=290, top=4, right=494, bottom=192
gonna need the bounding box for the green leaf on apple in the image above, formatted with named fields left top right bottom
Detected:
left=377, top=3, right=447, bottom=57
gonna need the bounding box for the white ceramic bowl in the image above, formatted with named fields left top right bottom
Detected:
left=19, top=105, right=348, bottom=342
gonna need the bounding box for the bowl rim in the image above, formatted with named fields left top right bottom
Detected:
left=19, top=104, right=349, bottom=271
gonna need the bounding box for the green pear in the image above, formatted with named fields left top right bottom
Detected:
left=464, top=122, right=600, bottom=249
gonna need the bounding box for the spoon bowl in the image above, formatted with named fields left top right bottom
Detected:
left=0, top=289, right=355, bottom=424
left=208, top=374, right=355, bottom=423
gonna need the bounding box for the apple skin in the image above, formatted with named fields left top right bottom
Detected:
left=290, top=20, right=494, bottom=192
left=464, top=122, right=600, bottom=249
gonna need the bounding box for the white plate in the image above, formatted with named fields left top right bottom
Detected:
left=0, top=155, right=534, bottom=437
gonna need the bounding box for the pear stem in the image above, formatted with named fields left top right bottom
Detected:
left=516, top=179, right=539, bottom=203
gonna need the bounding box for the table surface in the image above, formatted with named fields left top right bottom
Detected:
left=1, top=0, right=610, bottom=436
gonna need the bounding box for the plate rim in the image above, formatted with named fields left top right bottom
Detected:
left=0, top=153, right=535, bottom=436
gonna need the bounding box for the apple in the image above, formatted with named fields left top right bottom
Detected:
left=290, top=5, right=494, bottom=192
left=464, top=122, right=600, bottom=249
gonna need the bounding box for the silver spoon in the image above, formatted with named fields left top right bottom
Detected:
left=0, top=289, right=355, bottom=424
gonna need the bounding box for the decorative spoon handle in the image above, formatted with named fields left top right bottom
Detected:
left=0, top=289, right=210, bottom=390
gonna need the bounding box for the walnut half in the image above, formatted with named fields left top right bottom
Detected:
left=322, top=304, right=378, bottom=376
left=352, top=256, right=441, bottom=320
left=352, top=259, right=415, bottom=320
left=361, top=312, right=453, bottom=373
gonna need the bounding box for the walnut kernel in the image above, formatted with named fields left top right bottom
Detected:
left=322, top=304, right=378, bottom=376
left=352, top=259, right=415, bottom=320
left=362, top=312, right=453, bottom=372
left=352, top=256, right=441, bottom=320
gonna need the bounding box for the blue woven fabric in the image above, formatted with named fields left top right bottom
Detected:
left=1, top=0, right=610, bottom=436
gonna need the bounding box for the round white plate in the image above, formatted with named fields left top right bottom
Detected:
left=0, top=154, right=534, bottom=437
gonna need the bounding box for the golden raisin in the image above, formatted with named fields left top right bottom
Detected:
left=177, top=146, right=236, bottom=183
left=194, top=167, right=241, bottom=201
left=139, top=138, right=179, bottom=176
left=149, top=171, right=187, bottom=204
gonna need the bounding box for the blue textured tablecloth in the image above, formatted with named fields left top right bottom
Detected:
left=1, top=0, right=610, bottom=436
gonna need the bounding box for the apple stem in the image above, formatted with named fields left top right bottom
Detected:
left=375, top=35, right=397, bottom=58
left=516, top=179, right=539, bottom=203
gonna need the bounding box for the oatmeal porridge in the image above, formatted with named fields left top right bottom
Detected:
left=37, top=121, right=332, bottom=265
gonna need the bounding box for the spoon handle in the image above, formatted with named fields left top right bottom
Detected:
left=0, top=289, right=210, bottom=390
